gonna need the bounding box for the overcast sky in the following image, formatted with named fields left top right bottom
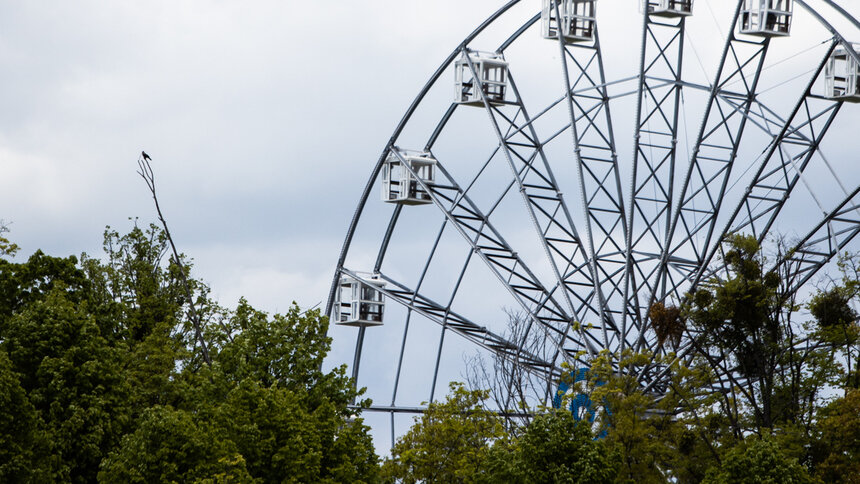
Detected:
left=0, top=1, right=508, bottom=314
left=3, top=0, right=860, bottom=451
left=3, top=0, right=857, bottom=310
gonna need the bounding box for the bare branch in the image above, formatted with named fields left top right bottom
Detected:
left=136, top=152, right=212, bottom=367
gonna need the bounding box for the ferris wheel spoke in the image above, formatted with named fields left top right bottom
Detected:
left=667, top=10, right=770, bottom=259
left=387, top=148, right=596, bottom=364
left=625, top=8, right=689, bottom=345
left=387, top=217, right=449, bottom=410
left=772, top=186, right=860, bottom=294
left=429, top=109, right=607, bottom=360
left=551, top=1, right=633, bottom=353
left=339, top=268, right=568, bottom=382
left=459, top=48, right=614, bottom=353
left=646, top=186, right=860, bottom=391
left=644, top=2, right=774, bottom=346
left=692, top=42, right=843, bottom=290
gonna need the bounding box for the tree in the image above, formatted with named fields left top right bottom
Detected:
left=384, top=385, right=619, bottom=484
left=94, top=293, right=379, bottom=483
left=465, top=309, right=552, bottom=433
left=87, top=223, right=188, bottom=344
left=382, top=382, right=506, bottom=483
left=583, top=349, right=726, bottom=484
left=97, top=406, right=256, bottom=484
left=2, top=289, right=133, bottom=483
left=97, top=301, right=380, bottom=484
left=486, top=411, right=620, bottom=484
left=0, top=349, right=51, bottom=483
left=812, top=390, right=860, bottom=483
left=0, top=220, right=18, bottom=259
left=809, top=254, right=860, bottom=390
left=702, top=436, right=817, bottom=484
left=0, top=250, right=90, bottom=331
left=0, top=223, right=379, bottom=483
left=210, top=378, right=377, bottom=484
left=203, top=301, right=379, bottom=483
left=686, top=234, right=840, bottom=439
left=686, top=235, right=787, bottom=431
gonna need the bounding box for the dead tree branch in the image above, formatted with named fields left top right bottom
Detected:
left=137, top=152, right=212, bottom=367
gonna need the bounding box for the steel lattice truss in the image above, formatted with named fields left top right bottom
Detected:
left=326, top=0, right=860, bottom=436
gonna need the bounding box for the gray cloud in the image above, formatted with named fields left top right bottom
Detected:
left=2, top=0, right=860, bottom=453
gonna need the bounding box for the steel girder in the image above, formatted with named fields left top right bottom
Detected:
left=644, top=2, right=772, bottom=337
left=324, top=0, right=524, bottom=319
left=776, top=185, right=860, bottom=294
left=340, top=268, right=559, bottom=377
left=643, top=182, right=860, bottom=394
left=389, top=148, right=599, bottom=362
left=623, top=5, right=688, bottom=350
left=651, top=6, right=860, bottom=305
left=650, top=4, right=860, bottom=304
left=462, top=47, right=619, bottom=366
left=699, top=42, right=843, bottom=286
left=551, top=1, right=633, bottom=356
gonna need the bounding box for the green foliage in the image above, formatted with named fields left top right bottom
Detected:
left=585, top=351, right=674, bottom=483
left=382, top=235, right=860, bottom=484
left=813, top=390, right=860, bottom=483
left=0, top=222, right=378, bottom=483
left=703, top=436, right=817, bottom=484
left=3, top=289, right=132, bottom=483
left=809, top=256, right=860, bottom=389
left=383, top=386, right=619, bottom=484
left=75, top=223, right=197, bottom=349
left=809, top=286, right=857, bottom=331
left=0, top=251, right=89, bottom=331
left=0, top=221, right=18, bottom=258
left=688, top=234, right=783, bottom=382
left=5, top=220, right=860, bottom=483
left=98, top=406, right=256, bottom=484
left=382, top=382, right=506, bottom=483
left=211, top=299, right=356, bottom=406
left=487, top=411, right=620, bottom=484
left=0, top=349, right=50, bottom=482
left=199, top=301, right=378, bottom=482
left=584, top=350, right=727, bottom=483
left=211, top=379, right=377, bottom=483
left=684, top=234, right=845, bottom=438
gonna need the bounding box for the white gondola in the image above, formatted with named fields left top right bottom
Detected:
left=455, top=51, right=508, bottom=106
left=541, top=0, right=596, bottom=43
left=825, top=44, right=860, bottom=103
left=643, top=0, right=693, bottom=18
left=381, top=150, right=436, bottom=205
left=739, top=0, right=792, bottom=37
left=335, top=274, right=385, bottom=327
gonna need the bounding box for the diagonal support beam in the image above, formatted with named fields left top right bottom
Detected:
left=623, top=7, right=689, bottom=352
left=551, top=0, right=633, bottom=357
left=392, top=148, right=601, bottom=360
left=774, top=186, right=860, bottom=294
left=462, top=49, right=609, bottom=362
left=341, top=268, right=568, bottom=380
left=642, top=2, right=773, bottom=348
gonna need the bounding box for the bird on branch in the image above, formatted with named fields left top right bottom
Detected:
left=141, top=151, right=151, bottom=161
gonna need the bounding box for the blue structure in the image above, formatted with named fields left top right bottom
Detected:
left=553, top=368, right=608, bottom=438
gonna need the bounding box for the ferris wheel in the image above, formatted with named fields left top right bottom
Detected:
left=326, top=0, right=860, bottom=441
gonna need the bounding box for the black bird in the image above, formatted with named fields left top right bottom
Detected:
left=142, top=151, right=151, bottom=161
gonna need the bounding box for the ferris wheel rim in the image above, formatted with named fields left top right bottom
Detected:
left=324, top=0, right=523, bottom=318
left=328, top=0, right=860, bottom=420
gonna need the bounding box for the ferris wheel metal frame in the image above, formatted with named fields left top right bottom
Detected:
left=325, top=0, right=860, bottom=430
